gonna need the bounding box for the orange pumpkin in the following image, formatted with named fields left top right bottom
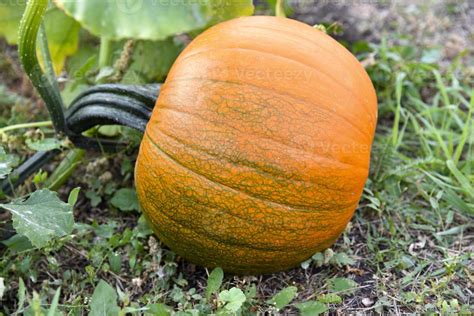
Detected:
left=135, top=16, right=377, bottom=274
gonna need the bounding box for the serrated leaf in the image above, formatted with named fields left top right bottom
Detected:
left=329, top=278, right=358, bottom=295
left=53, top=0, right=254, bottom=41
left=26, top=138, right=63, bottom=152
left=296, top=301, right=328, bottom=316
left=267, top=286, right=297, bottom=310
left=110, top=188, right=139, bottom=212
left=0, top=189, right=74, bottom=248
left=89, top=280, right=120, bottom=316
left=206, top=267, right=224, bottom=299
left=219, top=287, right=246, bottom=312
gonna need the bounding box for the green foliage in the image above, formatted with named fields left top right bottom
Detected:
left=42, top=7, right=81, bottom=74
left=0, top=0, right=25, bottom=44
left=110, top=187, right=139, bottom=212
left=267, top=286, right=297, bottom=310
left=25, top=138, right=64, bottom=151
left=0, top=189, right=75, bottom=248
left=296, top=301, right=328, bottom=316
left=53, top=0, right=254, bottom=41
left=0, top=1, right=80, bottom=73
left=328, top=278, right=358, bottom=295
left=89, top=280, right=121, bottom=316
left=206, top=267, right=224, bottom=300
left=0, top=146, right=17, bottom=179
left=124, top=38, right=184, bottom=83
left=218, top=287, right=246, bottom=312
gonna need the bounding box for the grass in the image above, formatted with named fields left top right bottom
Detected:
left=0, top=25, right=473, bottom=316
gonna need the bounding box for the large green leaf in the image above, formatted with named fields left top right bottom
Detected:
left=0, top=0, right=25, bottom=44
left=0, top=2, right=80, bottom=74
left=0, top=189, right=74, bottom=248
left=43, top=7, right=81, bottom=74
left=53, top=0, right=254, bottom=40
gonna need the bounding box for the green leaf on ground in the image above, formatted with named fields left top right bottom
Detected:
left=89, top=280, right=120, bottom=316
left=26, top=138, right=64, bottom=151
left=53, top=0, right=254, bottom=40
left=329, top=278, right=358, bottom=295
left=0, top=189, right=74, bottom=248
left=296, top=301, right=328, bottom=316
left=219, top=287, right=246, bottom=312
left=110, top=188, right=139, bottom=212
left=206, top=267, right=224, bottom=299
left=267, top=286, right=298, bottom=309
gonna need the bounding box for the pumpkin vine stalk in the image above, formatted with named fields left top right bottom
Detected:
left=2, top=0, right=160, bottom=195
left=19, top=0, right=66, bottom=134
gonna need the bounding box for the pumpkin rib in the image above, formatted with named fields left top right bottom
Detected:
left=145, top=132, right=361, bottom=212
left=187, top=17, right=376, bottom=118
left=143, top=192, right=346, bottom=251
left=148, top=127, right=364, bottom=210
left=138, top=142, right=358, bottom=239
left=146, top=133, right=362, bottom=212
left=149, top=122, right=368, bottom=191
left=230, top=24, right=373, bottom=98
left=153, top=105, right=369, bottom=172
left=163, top=77, right=373, bottom=143
left=154, top=122, right=368, bottom=180
left=156, top=87, right=371, bottom=148
left=175, top=46, right=374, bottom=120
left=139, top=139, right=360, bottom=231
left=140, top=193, right=344, bottom=269
left=143, top=206, right=291, bottom=252
left=142, top=203, right=342, bottom=273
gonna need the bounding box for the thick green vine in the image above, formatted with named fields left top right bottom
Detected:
left=18, top=0, right=66, bottom=133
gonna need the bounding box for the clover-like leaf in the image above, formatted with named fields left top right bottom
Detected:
left=53, top=0, right=254, bottom=41
left=219, top=287, right=246, bottom=312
